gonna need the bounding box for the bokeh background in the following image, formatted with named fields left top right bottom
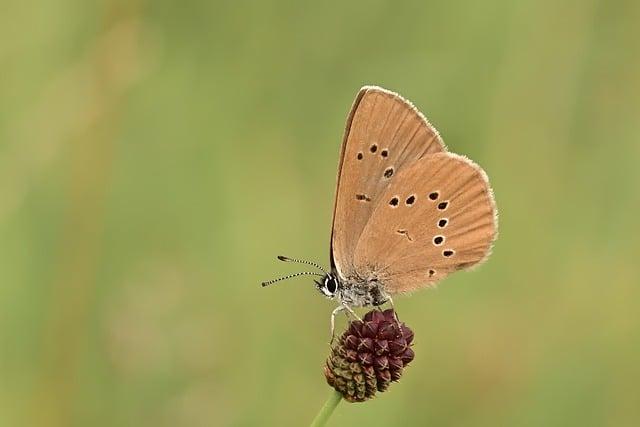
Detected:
left=2, top=0, right=639, bottom=426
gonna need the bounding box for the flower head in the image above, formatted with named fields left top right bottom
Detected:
left=324, top=309, right=415, bottom=402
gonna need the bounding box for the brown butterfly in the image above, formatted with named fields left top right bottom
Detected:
left=263, top=86, right=497, bottom=325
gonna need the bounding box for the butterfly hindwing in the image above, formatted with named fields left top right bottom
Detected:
left=353, top=152, right=498, bottom=294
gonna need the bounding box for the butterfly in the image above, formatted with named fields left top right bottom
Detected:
left=263, top=86, right=497, bottom=324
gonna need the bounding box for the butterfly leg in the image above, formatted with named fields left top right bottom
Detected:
left=329, top=305, right=362, bottom=345
left=342, top=304, right=362, bottom=322
left=387, top=296, right=401, bottom=323
left=329, top=305, right=346, bottom=345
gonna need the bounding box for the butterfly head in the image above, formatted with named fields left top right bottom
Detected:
left=262, top=256, right=341, bottom=299
left=315, top=273, right=339, bottom=299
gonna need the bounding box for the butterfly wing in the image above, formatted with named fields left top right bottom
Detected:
left=353, top=152, right=497, bottom=293
left=331, top=86, right=446, bottom=281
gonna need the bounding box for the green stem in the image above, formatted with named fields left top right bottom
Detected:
left=310, top=390, right=342, bottom=427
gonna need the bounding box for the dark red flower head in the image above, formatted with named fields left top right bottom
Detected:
left=324, top=309, right=415, bottom=402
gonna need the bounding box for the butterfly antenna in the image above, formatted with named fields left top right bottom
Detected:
left=277, top=255, right=329, bottom=275
left=261, top=271, right=324, bottom=287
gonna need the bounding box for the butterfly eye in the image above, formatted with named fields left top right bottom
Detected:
left=405, top=195, right=416, bottom=205
left=442, top=249, right=455, bottom=257
left=325, top=277, right=337, bottom=294
left=389, top=197, right=399, bottom=207
left=438, top=201, right=449, bottom=210
left=381, top=149, right=389, bottom=157
left=433, top=235, right=445, bottom=245
left=370, top=144, right=378, bottom=153
left=438, top=218, right=448, bottom=228
left=357, top=152, right=363, bottom=160
left=384, top=167, right=394, bottom=178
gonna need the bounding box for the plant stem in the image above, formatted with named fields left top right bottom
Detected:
left=310, top=390, right=342, bottom=427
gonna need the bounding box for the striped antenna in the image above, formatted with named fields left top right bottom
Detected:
left=261, top=271, right=324, bottom=287
left=277, top=255, right=328, bottom=274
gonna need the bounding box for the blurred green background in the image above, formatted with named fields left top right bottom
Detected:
left=1, top=0, right=639, bottom=426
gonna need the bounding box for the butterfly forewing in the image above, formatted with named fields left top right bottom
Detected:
left=353, top=152, right=497, bottom=294
left=331, top=86, right=445, bottom=281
